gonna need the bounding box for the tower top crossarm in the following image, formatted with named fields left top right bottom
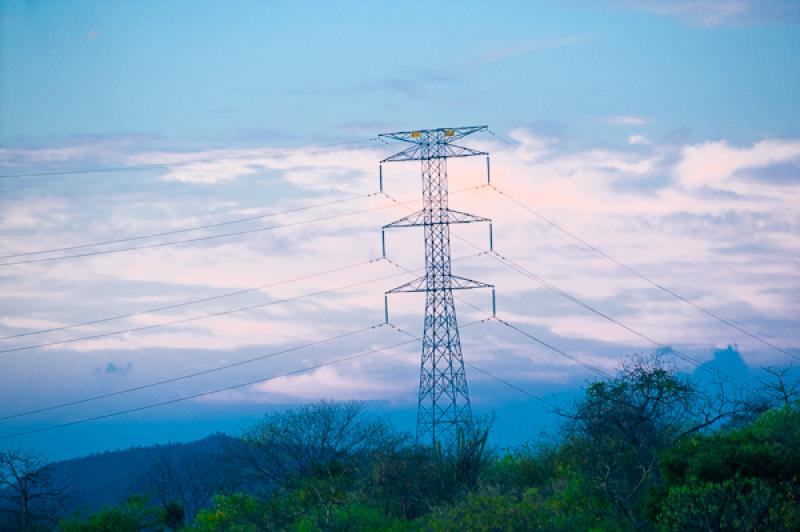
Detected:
left=379, top=126, right=488, bottom=163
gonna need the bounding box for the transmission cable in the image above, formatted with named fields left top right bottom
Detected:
left=386, top=320, right=557, bottom=408
left=0, top=138, right=379, bottom=180
left=0, top=323, right=383, bottom=421
left=378, top=190, right=614, bottom=380
left=484, top=248, right=759, bottom=387
left=0, top=268, right=410, bottom=356
left=0, top=252, right=483, bottom=356
left=486, top=183, right=799, bottom=362
left=0, top=257, right=378, bottom=341
left=0, top=319, right=486, bottom=440
left=486, top=128, right=800, bottom=307
left=380, top=189, right=761, bottom=387
left=0, top=192, right=376, bottom=260
left=0, top=196, right=417, bottom=267
left=0, top=185, right=482, bottom=267
left=466, top=361, right=557, bottom=409
left=0, top=337, right=417, bottom=439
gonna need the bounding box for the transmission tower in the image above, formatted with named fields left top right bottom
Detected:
left=379, top=126, right=494, bottom=448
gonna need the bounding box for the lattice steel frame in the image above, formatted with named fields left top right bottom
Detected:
left=380, top=126, right=493, bottom=448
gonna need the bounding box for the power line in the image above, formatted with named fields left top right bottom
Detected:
left=386, top=320, right=556, bottom=408
left=0, top=319, right=487, bottom=440
left=0, top=138, right=379, bottom=180
left=378, top=193, right=614, bottom=381
left=567, top=182, right=800, bottom=308
left=465, top=361, right=557, bottom=409
left=494, top=317, right=613, bottom=379
left=0, top=252, right=484, bottom=356
left=379, top=190, right=760, bottom=386
left=0, top=185, right=483, bottom=267
left=388, top=245, right=755, bottom=393
left=487, top=184, right=799, bottom=362
left=486, top=249, right=758, bottom=388
left=0, top=192, right=376, bottom=260
left=0, top=336, right=416, bottom=440
left=0, top=196, right=417, bottom=267
left=482, top=130, right=800, bottom=338
left=390, top=192, right=759, bottom=388
left=0, top=258, right=378, bottom=341
left=0, top=267, right=409, bottom=356
left=0, top=323, right=383, bottom=421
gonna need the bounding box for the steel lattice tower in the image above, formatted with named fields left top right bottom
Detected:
left=379, top=126, right=494, bottom=448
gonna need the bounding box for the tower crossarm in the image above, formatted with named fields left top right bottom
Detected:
left=379, top=125, right=488, bottom=145
left=381, top=143, right=487, bottom=163
left=383, top=208, right=490, bottom=229
left=387, top=275, right=493, bottom=294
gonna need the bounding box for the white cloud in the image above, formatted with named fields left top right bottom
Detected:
left=255, top=365, right=406, bottom=400
left=675, top=139, right=800, bottom=190
left=628, top=134, right=651, bottom=145
left=482, top=35, right=589, bottom=63
left=128, top=144, right=382, bottom=190
left=0, top=317, right=65, bottom=330
left=0, top=197, right=73, bottom=230
left=619, top=0, right=799, bottom=27
left=1, top=131, right=798, bottom=410
left=609, top=115, right=648, bottom=126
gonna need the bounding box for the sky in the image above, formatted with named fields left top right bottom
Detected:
left=1, top=0, right=799, bottom=460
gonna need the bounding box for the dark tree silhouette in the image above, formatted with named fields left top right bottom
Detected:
left=0, top=448, right=70, bottom=530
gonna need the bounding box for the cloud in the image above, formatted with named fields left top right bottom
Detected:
left=255, top=365, right=406, bottom=400
left=618, top=0, right=800, bottom=26
left=482, top=35, right=589, bottom=63
left=0, top=197, right=73, bottom=229
left=127, top=143, right=381, bottom=189
left=0, top=317, right=65, bottom=330
left=628, top=134, right=651, bottom=145
left=735, top=162, right=800, bottom=186
left=609, top=115, right=648, bottom=126
left=675, top=139, right=800, bottom=190
left=1, top=130, right=798, bottom=417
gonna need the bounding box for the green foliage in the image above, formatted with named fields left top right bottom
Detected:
left=418, top=487, right=626, bottom=532
left=191, top=480, right=407, bottom=531
left=656, top=477, right=800, bottom=531
left=55, top=385, right=800, bottom=531
left=483, top=445, right=557, bottom=493
left=661, top=404, right=800, bottom=486
left=59, top=496, right=163, bottom=532
left=559, top=356, right=702, bottom=528
left=652, top=404, right=800, bottom=530
left=191, top=493, right=269, bottom=531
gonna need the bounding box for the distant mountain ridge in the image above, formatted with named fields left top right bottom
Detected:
left=51, top=432, right=235, bottom=515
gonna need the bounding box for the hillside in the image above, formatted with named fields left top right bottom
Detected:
left=51, top=433, right=235, bottom=516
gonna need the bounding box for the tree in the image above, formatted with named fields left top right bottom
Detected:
left=656, top=405, right=800, bottom=530
left=0, top=448, right=70, bottom=530
left=59, top=495, right=162, bottom=532
left=232, top=401, right=401, bottom=491
left=137, top=445, right=225, bottom=524
left=757, top=365, right=800, bottom=407
left=203, top=401, right=404, bottom=529
left=558, top=354, right=745, bottom=528
left=368, top=415, right=494, bottom=521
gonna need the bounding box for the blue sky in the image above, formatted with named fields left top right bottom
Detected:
left=1, top=0, right=799, bottom=460
left=4, top=1, right=799, bottom=145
